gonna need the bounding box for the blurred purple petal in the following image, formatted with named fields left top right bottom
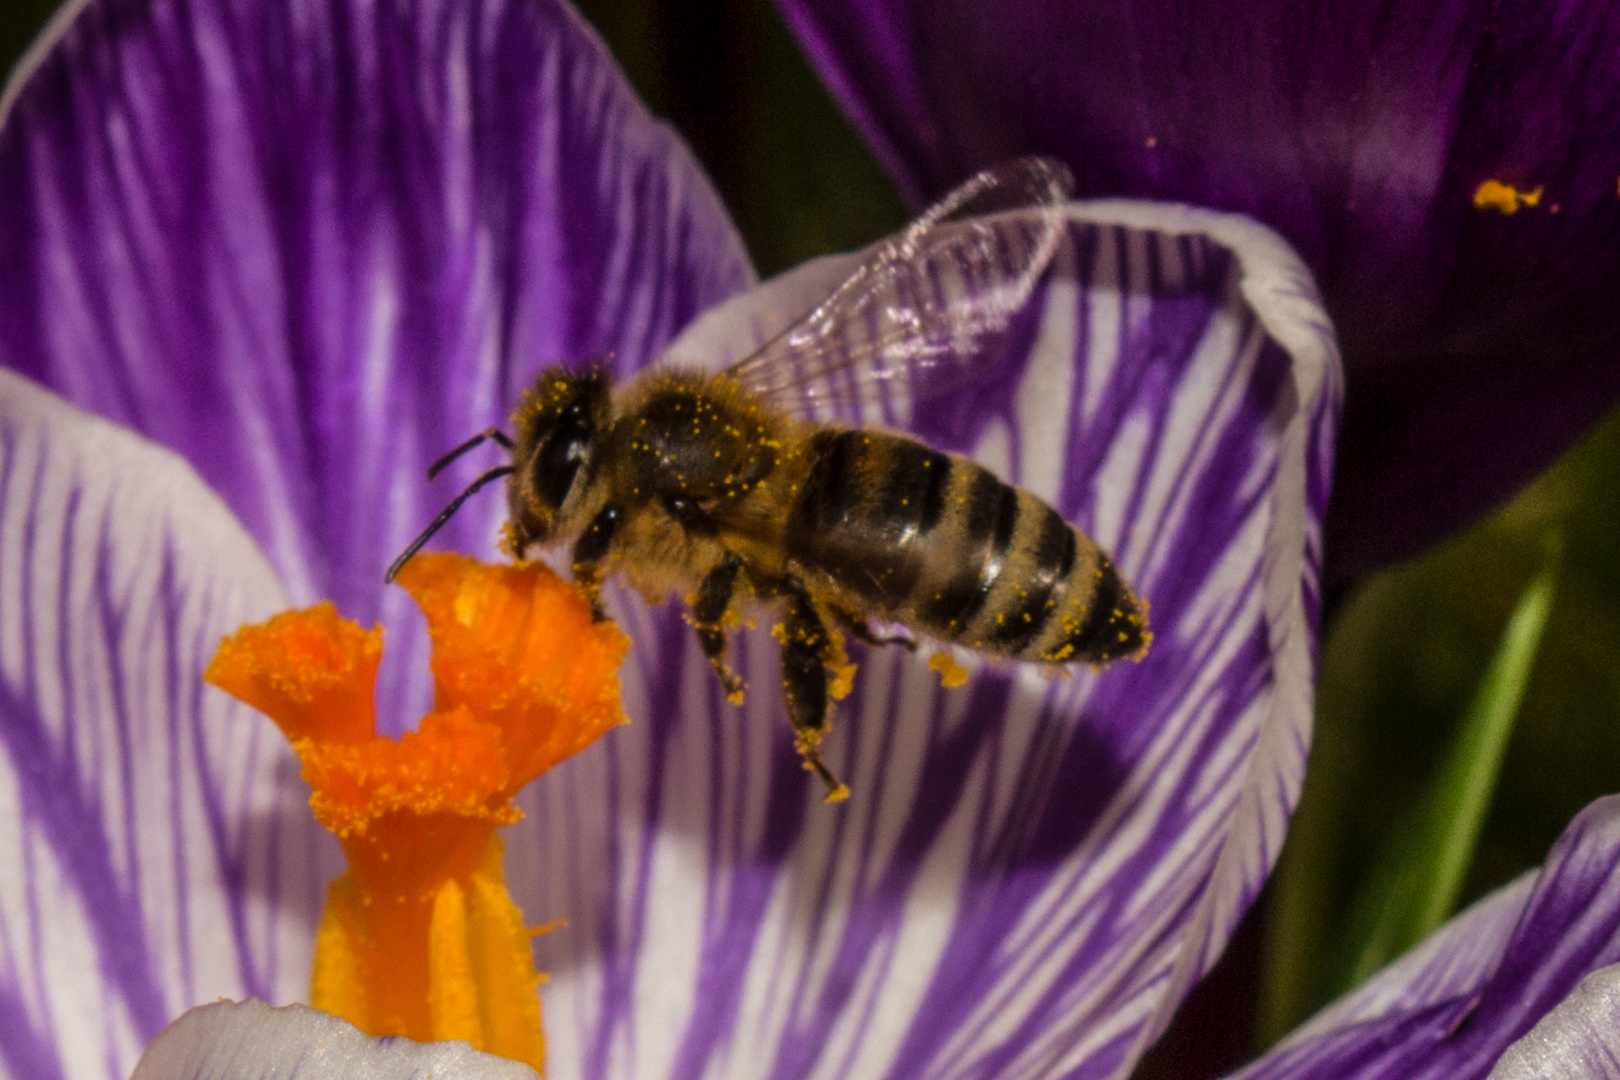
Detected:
left=0, top=0, right=753, bottom=731
left=1231, top=795, right=1620, bottom=1080
left=0, top=371, right=331, bottom=1080
left=507, top=203, right=1338, bottom=1080
left=776, top=0, right=1620, bottom=577
left=132, top=999, right=538, bottom=1080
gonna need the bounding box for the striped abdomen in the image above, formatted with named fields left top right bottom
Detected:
left=785, top=429, right=1148, bottom=664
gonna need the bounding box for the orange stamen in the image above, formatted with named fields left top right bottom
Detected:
left=205, top=554, right=629, bottom=1074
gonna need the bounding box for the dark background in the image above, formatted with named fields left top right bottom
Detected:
left=6, top=1, right=1618, bottom=1073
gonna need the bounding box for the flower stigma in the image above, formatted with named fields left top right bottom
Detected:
left=204, top=553, right=630, bottom=1074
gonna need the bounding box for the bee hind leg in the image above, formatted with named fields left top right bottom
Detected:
left=692, top=551, right=746, bottom=704
left=777, top=581, right=850, bottom=803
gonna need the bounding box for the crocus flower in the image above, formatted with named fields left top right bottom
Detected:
left=0, top=1, right=1355, bottom=1079
left=774, top=0, right=1620, bottom=581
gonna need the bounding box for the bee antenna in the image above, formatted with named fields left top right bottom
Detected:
left=385, top=465, right=516, bottom=583
left=427, top=428, right=514, bottom=481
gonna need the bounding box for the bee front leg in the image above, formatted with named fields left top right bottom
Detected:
left=692, top=551, right=746, bottom=704
left=778, top=581, right=850, bottom=803
left=570, top=505, right=622, bottom=622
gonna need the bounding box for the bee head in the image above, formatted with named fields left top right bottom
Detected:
left=508, top=366, right=611, bottom=554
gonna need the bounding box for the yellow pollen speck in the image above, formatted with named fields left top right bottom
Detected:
left=1473, top=179, right=1543, bottom=215
left=826, top=635, right=857, bottom=701
left=929, top=652, right=969, bottom=688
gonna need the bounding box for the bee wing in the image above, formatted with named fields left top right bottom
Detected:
left=723, top=157, right=1075, bottom=423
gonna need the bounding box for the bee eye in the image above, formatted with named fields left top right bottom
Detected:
left=535, top=411, right=593, bottom=509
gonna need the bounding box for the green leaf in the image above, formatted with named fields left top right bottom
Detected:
left=1330, top=542, right=1560, bottom=995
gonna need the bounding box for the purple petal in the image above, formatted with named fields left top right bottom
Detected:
left=0, top=371, right=332, bottom=1080
left=131, top=999, right=538, bottom=1080
left=0, top=0, right=753, bottom=731
left=504, top=203, right=1339, bottom=1080
left=776, top=0, right=1620, bottom=577
left=1230, top=795, right=1620, bottom=1080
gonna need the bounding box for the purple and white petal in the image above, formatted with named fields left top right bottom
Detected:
left=131, top=999, right=538, bottom=1080
left=510, top=203, right=1339, bottom=1080
left=0, top=0, right=753, bottom=732
left=0, top=371, right=331, bottom=1080
left=1230, top=795, right=1620, bottom=1080
left=1279, top=873, right=1534, bottom=1049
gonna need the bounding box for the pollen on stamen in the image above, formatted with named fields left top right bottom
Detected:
left=205, top=554, right=629, bottom=1075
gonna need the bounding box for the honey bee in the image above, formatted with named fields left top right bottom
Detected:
left=387, top=157, right=1149, bottom=801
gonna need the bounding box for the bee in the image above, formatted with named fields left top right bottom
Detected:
left=387, top=157, right=1149, bottom=802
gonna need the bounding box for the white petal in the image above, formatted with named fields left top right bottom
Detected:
left=131, top=999, right=538, bottom=1080
left=1488, top=964, right=1620, bottom=1080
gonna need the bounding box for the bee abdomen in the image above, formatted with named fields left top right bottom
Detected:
left=914, top=461, right=1145, bottom=664
left=788, top=430, right=1147, bottom=665
left=787, top=430, right=950, bottom=608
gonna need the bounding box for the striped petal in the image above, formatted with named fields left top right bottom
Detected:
left=0, top=370, right=329, bottom=1080
left=1282, top=874, right=1535, bottom=1045
left=0, top=0, right=753, bottom=733
left=509, top=204, right=1339, bottom=1080
left=1232, top=795, right=1620, bottom=1080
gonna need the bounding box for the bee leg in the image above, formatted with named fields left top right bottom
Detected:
left=778, top=582, right=850, bottom=804
left=570, top=505, right=622, bottom=622
left=832, top=607, right=918, bottom=652
left=692, top=551, right=746, bottom=704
